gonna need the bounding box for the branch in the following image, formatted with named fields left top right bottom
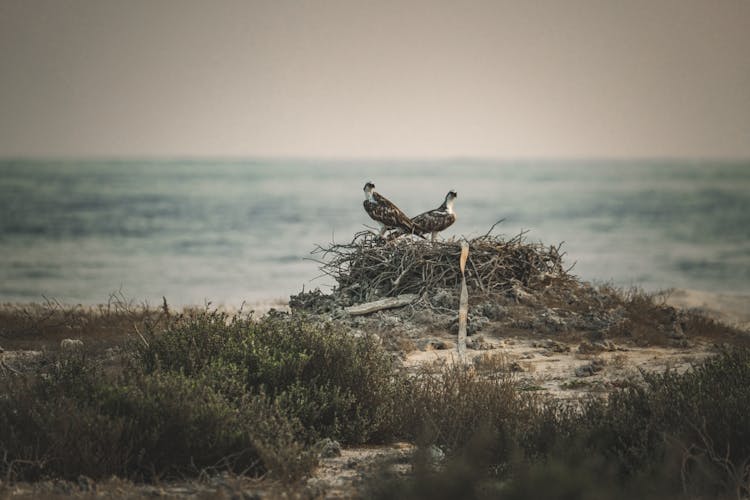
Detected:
left=345, top=294, right=419, bottom=316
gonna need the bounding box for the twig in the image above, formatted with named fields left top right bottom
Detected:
left=309, top=226, right=572, bottom=304
left=481, top=218, right=506, bottom=238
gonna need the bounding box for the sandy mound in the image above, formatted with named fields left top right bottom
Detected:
left=666, top=288, right=750, bottom=331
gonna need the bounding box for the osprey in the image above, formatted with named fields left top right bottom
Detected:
left=362, top=182, right=419, bottom=237
left=411, top=190, right=457, bottom=241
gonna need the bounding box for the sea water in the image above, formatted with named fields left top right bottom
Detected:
left=1, top=159, right=748, bottom=306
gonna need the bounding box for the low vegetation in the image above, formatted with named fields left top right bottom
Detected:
left=0, top=309, right=406, bottom=482
left=0, top=293, right=162, bottom=351
left=0, top=353, right=311, bottom=482
left=1, top=303, right=749, bottom=497
left=133, top=310, right=404, bottom=445
left=371, top=348, right=750, bottom=499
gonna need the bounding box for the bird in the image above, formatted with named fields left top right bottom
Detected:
left=410, top=190, right=458, bottom=241
left=362, top=182, right=420, bottom=237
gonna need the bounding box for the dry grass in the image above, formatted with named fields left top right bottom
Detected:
left=472, top=351, right=512, bottom=373
left=601, top=287, right=750, bottom=347
left=610, top=353, right=629, bottom=370
left=0, top=293, right=168, bottom=351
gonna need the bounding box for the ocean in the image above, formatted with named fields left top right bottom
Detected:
left=1, top=159, right=748, bottom=307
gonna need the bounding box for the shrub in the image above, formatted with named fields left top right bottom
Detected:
left=397, top=359, right=533, bottom=459
left=134, top=310, right=405, bottom=444
left=368, top=448, right=634, bottom=500
left=570, top=349, right=750, bottom=478
left=640, top=348, right=750, bottom=496
left=369, top=349, right=750, bottom=499
left=0, top=351, right=314, bottom=482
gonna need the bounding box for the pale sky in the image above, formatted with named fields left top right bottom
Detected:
left=1, top=0, right=749, bottom=159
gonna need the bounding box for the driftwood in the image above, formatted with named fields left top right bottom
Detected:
left=345, top=294, right=419, bottom=316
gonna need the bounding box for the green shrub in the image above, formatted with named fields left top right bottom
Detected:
left=134, top=311, right=404, bottom=444
left=566, top=349, right=750, bottom=489
left=370, top=349, right=750, bottom=499
left=647, top=348, right=750, bottom=458
left=368, top=448, right=632, bottom=500
left=0, top=352, right=314, bottom=482
left=397, top=360, right=532, bottom=459
left=367, top=439, right=503, bottom=500
left=639, top=348, right=750, bottom=496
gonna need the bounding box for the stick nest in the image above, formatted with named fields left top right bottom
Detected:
left=312, top=226, right=575, bottom=304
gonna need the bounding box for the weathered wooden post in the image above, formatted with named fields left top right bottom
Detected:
left=457, top=240, right=469, bottom=362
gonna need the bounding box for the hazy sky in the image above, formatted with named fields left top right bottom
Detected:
left=1, top=0, right=749, bottom=159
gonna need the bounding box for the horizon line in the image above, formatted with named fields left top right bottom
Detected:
left=2, top=154, right=749, bottom=164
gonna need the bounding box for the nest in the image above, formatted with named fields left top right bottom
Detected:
left=311, top=225, right=574, bottom=304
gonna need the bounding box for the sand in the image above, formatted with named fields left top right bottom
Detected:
left=665, top=288, right=750, bottom=331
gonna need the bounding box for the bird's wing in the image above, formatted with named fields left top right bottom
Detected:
left=412, top=209, right=456, bottom=233
left=367, top=192, right=416, bottom=231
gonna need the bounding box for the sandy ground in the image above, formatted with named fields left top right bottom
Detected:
left=400, top=288, right=747, bottom=399
left=404, top=334, right=713, bottom=397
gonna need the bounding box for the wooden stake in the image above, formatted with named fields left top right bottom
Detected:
left=458, top=241, right=469, bottom=362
